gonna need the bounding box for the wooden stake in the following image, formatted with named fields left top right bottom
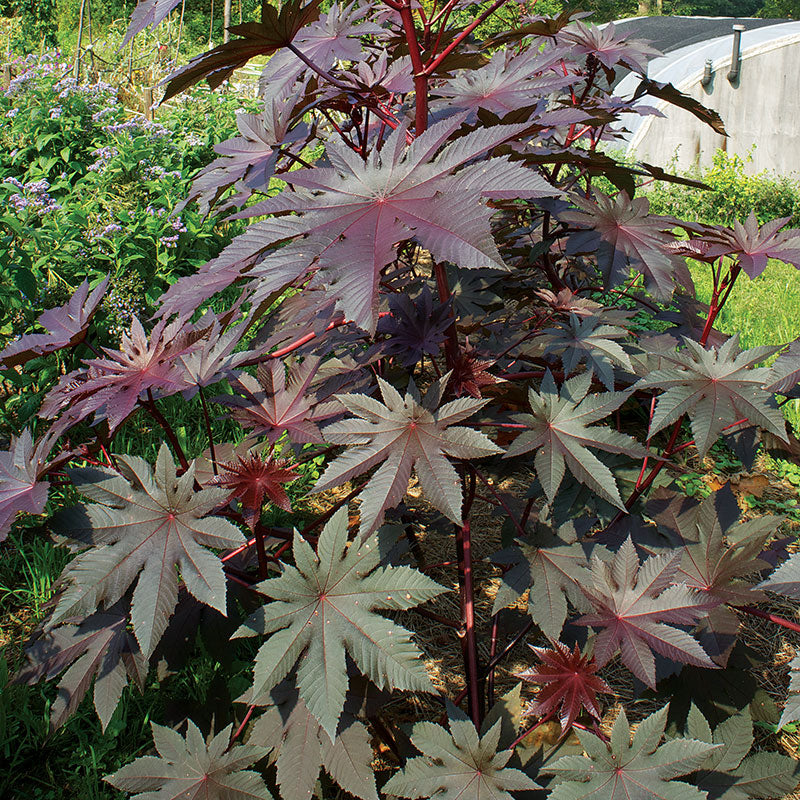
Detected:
left=144, top=87, right=154, bottom=121
left=209, top=0, right=215, bottom=48
left=74, top=0, right=87, bottom=79
left=86, top=0, right=96, bottom=81
left=176, top=0, right=186, bottom=60
left=1, top=64, right=11, bottom=89
left=224, top=0, right=232, bottom=43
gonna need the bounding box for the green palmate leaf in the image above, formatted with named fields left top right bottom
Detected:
left=49, top=444, right=245, bottom=658
left=683, top=704, right=800, bottom=799
left=492, top=526, right=594, bottom=640
left=636, top=336, right=787, bottom=458
left=539, top=314, right=633, bottom=391
left=105, top=719, right=272, bottom=799
left=576, top=538, right=718, bottom=688
left=234, top=507, right=446, bottom=739
left=780, top=655, right=800, bottom=729
left=503, top=371, right=648, bottom=509
left=758, top=551, right=800, bottom=600
left=545, top=705, right=718, bottom=800
left=314, top=373, right=502, bottom=538
left=383, top=703, right=539, bottom=799
left=653, top=489, right=777, bottom=665
left=247, top=684, right=378, bottom=800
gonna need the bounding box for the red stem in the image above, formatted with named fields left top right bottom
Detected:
left=424, top=0, right=512, bottom=75
left=140, top=392, right=189, bottom=471
left=433, top=260, right=458, bottom=369
left=510, top=711, right=555, bottom=750
left=456, top=517, right=482, bottom=726
left=487, top=613, right=499, bottom=706
left=228, top=705, right=255, bottom=747
left=398, top=0, right=428, bottom=134
left=736, top=605, right=800, bottom=634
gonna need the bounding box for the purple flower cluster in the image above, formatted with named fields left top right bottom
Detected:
left=141, top=164, right=182, bottom=181
left=146, top=205, right=167, bottom=218
left=103, top=117, right=170, bottom=140
left=3, top=53, right=72, bottom=98
left=87, top=146, right=119, bottom=172
left=87, top=223, right=124, bottom=242
left=159, top=217, right=187, bottom=249
left=54, top=76, right=117, bottom=109
left=49, top=106, right=63, bottom=120
left=4, top=177, right=61, bottom=217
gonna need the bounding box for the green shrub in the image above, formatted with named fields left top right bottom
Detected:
left=0, top=52, right=251, bottom=369
left=648, top=149, right=800, bottom=227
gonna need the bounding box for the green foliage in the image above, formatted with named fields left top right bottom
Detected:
left=648, top=151, right=800, bottom=229
left=0, top=54, right=249, bottom=380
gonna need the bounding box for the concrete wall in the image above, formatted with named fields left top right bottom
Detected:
left=619, top=25, right=800, bottom=178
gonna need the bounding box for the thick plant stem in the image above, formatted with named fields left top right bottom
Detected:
left=398, top=1, right=428, bottom=134
left=141, top=391, right=190, bottom=471
left=736, top=605, right=800, bottom=634
left=198, top=386, right=218, bottom=475
left=433, top=260, right=458, bottom=368
left=456, top=518, right=482, bottom=726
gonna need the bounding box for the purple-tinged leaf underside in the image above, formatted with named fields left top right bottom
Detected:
left=315, top=373, right=502, bottom=537
left=545, top=704, right=718, bottom=800
left=49, top=444, right=245, bottom=658
left=105, top=719, right=272, bottom=799
left=504, top=370, right=648, bottom=509
left=233, top=507, right=446, bottom=739
left=576, top=538, right=718, bottom=688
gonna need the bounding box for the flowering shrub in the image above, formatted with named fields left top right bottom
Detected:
left=4, top=3, right=800, bottom=800
left=0, top=53, right=255, bottom=373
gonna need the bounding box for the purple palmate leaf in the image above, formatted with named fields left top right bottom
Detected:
left=0, top=278, right=108, bottom=368
left=171, top=114, right=560, bottom=332
left=576, top=538, right=718, bottom=688
left=544, top=704, right=718, bottom=800
left=377, top=286, right=452, bottom=367
left=122, top=0, right=183, bottom=46
left=677, top=212, right=800, bottom=279
left=105, top=719, right=272, bottom=800
left=518, top=641, right=610, bottom=731
left=216, top=355, right=340, bottom=445
left=432, top=47, right=578, bottom=116
left=0, top=427, right=63, bottom=541
left=558, top=20, right=661, bottom=76
left=14, top=600, right=147, bottom=731
left=258, top=1, right=382, bottom=102
left=561, top=191, right=689, bottom=300
left=179, top=99, right=308, bottom=215
left=50, top=444, right=246, bottom=658
left=39, top=317, right=193, bottom=431
left=315, top=373, right=502, bottom=537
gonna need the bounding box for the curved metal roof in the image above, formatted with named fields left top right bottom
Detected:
left=609, top=15, right=788, bottom=54
left=611, top=18, right=800, bottom=148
